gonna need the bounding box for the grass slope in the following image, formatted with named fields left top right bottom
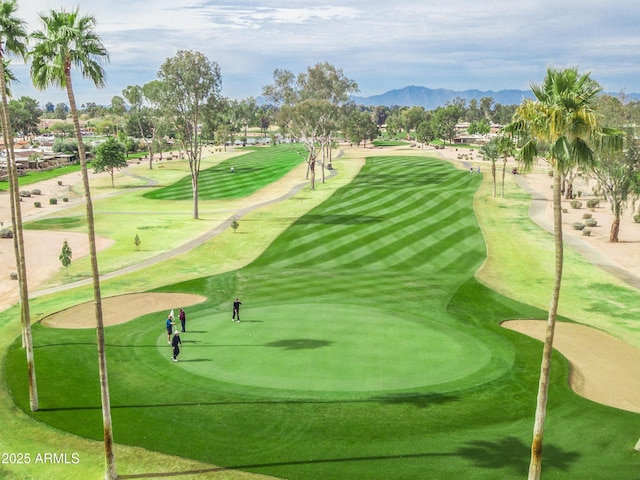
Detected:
left=5, top=153, right=640, bottom=479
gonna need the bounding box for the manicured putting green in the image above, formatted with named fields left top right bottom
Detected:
left=161, top=303, right=502, bottom=393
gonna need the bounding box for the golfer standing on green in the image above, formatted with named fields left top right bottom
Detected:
left=232, top=298, right=242, bottom=323
left=171, top=331, right=182, bottom=361
left=166, top=313, right=175, bottom=343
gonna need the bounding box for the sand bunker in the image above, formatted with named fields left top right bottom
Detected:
left=503, top=320, right=640, bottom=414
left=40, top=292, right=206, bottom=329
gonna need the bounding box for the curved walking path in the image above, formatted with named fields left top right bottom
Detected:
left=515, top=174, right=640, bottom=289
left=31, top=154, right=340, bottom=298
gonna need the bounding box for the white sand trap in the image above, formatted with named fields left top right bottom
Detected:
left=503, top=320, right=640, bottom=413
left=40, top=292, right=206, bottom=329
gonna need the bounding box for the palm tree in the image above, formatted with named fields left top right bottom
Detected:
left=479, top=138, right=499, bottom=197
left=30, top=9, right=116, bottom=479
left=507, top=67, right=611, bottom=480
left=495, top=134, right=516, bottom=197
left=0, top=0, right=37, bottom=412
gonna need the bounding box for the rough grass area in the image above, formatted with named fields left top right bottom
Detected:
left=6, top=155, right=640, bottom=480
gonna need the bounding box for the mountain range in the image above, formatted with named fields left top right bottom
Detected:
left=350, top=85, right=640, bottom=109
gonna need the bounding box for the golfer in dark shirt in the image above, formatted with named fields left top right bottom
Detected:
left=233, top=298, right=242, bottom=323
left=171, top=331, right=182, bottom=361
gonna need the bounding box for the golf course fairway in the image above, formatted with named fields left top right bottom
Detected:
left=5, top=151, right=640, bottom=480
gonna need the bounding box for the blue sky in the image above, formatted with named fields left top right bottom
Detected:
left=11, top=0, right=640, bottom=107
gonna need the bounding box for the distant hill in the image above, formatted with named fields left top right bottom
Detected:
left=351, top=86, right=533, bottom=109
left=350, top=85, right=640, bottom=109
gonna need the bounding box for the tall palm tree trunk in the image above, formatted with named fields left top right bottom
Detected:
left=529, top=166, right=564, bottom=480
left=65, top=71, right=117, bottom=480
left=491, top=160, right=497, bottom=197
left=0, top=60, right=37, bottom=411
left=501, top=158, right=507, bottom=197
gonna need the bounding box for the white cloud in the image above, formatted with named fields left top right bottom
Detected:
left=10, top=0, right=640, bottom=105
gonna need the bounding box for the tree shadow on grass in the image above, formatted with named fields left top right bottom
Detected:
left=372, top=391, right=458, bottom=408
left=456, top=436, right=580, bottom=475
left=117, top=437, right=579, bottom=479
left=264, top=338, right=333, bottom=350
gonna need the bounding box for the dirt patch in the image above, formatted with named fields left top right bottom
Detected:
left=503, top=320, right=640, bottom=413
left=40, top=292, right=206, bottom=329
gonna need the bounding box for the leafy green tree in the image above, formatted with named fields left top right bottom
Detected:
left=506, top=67, right=619, bottom=480
left=52, top=138, right=78, bottom=155
left=492, top=103, right=518, bottom=125
left=110, top=95, right=126, bottom=115
left=80, top=101, right=106, bottom=118
left=402, top=106, right=427, bottom=133
left=588, top=97, right=640, bottom=242
left=123, top=84, right=156, bottom=168
left=59, top=239, right=72, bottom=274
left=258, top=104, right=274, bottom=137
left=263, top=62, right=358, bottom=188
left=415, top=120, right=434, bottom=146
left=468, top=119, right=491, bottom=136
left=53, top=102, right=68, bottom=119
left=30, top=7, right=116, bottom=478
left=344, top=109, right=378, bottom=147
left=0, top=0, right=37, bottom=412
left=479, top=96, right=496, bottom=119
left=142, top=79, right=173, bottom=165
left=134, top=233, right=141, bottom=250
left=431, top=104, right=462, bottom=145
left=157, top=50, right=222, bottom=219
left=372, top=105, right=388, bottom=126
left=48, top=120, right=75, bottom=137
left=588, top=135, right=640, bottom=242
left=94, top=137, right=127, bottom=187
left=384, top=108, right=404, bottom=138
left=7, top=96, right=41, bottom=135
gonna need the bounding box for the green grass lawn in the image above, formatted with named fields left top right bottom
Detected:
left=23, top=145, right=307, bottom=285
left=6, top=153, right=640, bottom=479
left=144, top=144, right=306, bottom=200
left=0, top=164, right=82, bottom=191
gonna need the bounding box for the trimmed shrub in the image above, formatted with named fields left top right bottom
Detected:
left=49, top=198, right=58, bottom=205
left=585, top=218, right=598, bottom=227
left=562, top=208, right=568, bottom=213
left=9, top=272, right=18, bottom=280
left=34, top=201, right=42, bottom=208
left=582, top=229, right=592, bottom=236
left=570, top=200, right=582, bottom=209
left=586, top=199, right=600, bottom=208
left=19, top=190, right=31, bottom=197
left=31, top=188, right=41, bottom=195
left=634, top=214, right=640, bottom=223
left=63, top=197, right=69, bottom=202
left=57, top=180, right=63, bottom=186
left=572, top=222, right=585, bottom=230
left=0, top=228, right=13, bottom=239
left=582, top=213, right=592, bottom=219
